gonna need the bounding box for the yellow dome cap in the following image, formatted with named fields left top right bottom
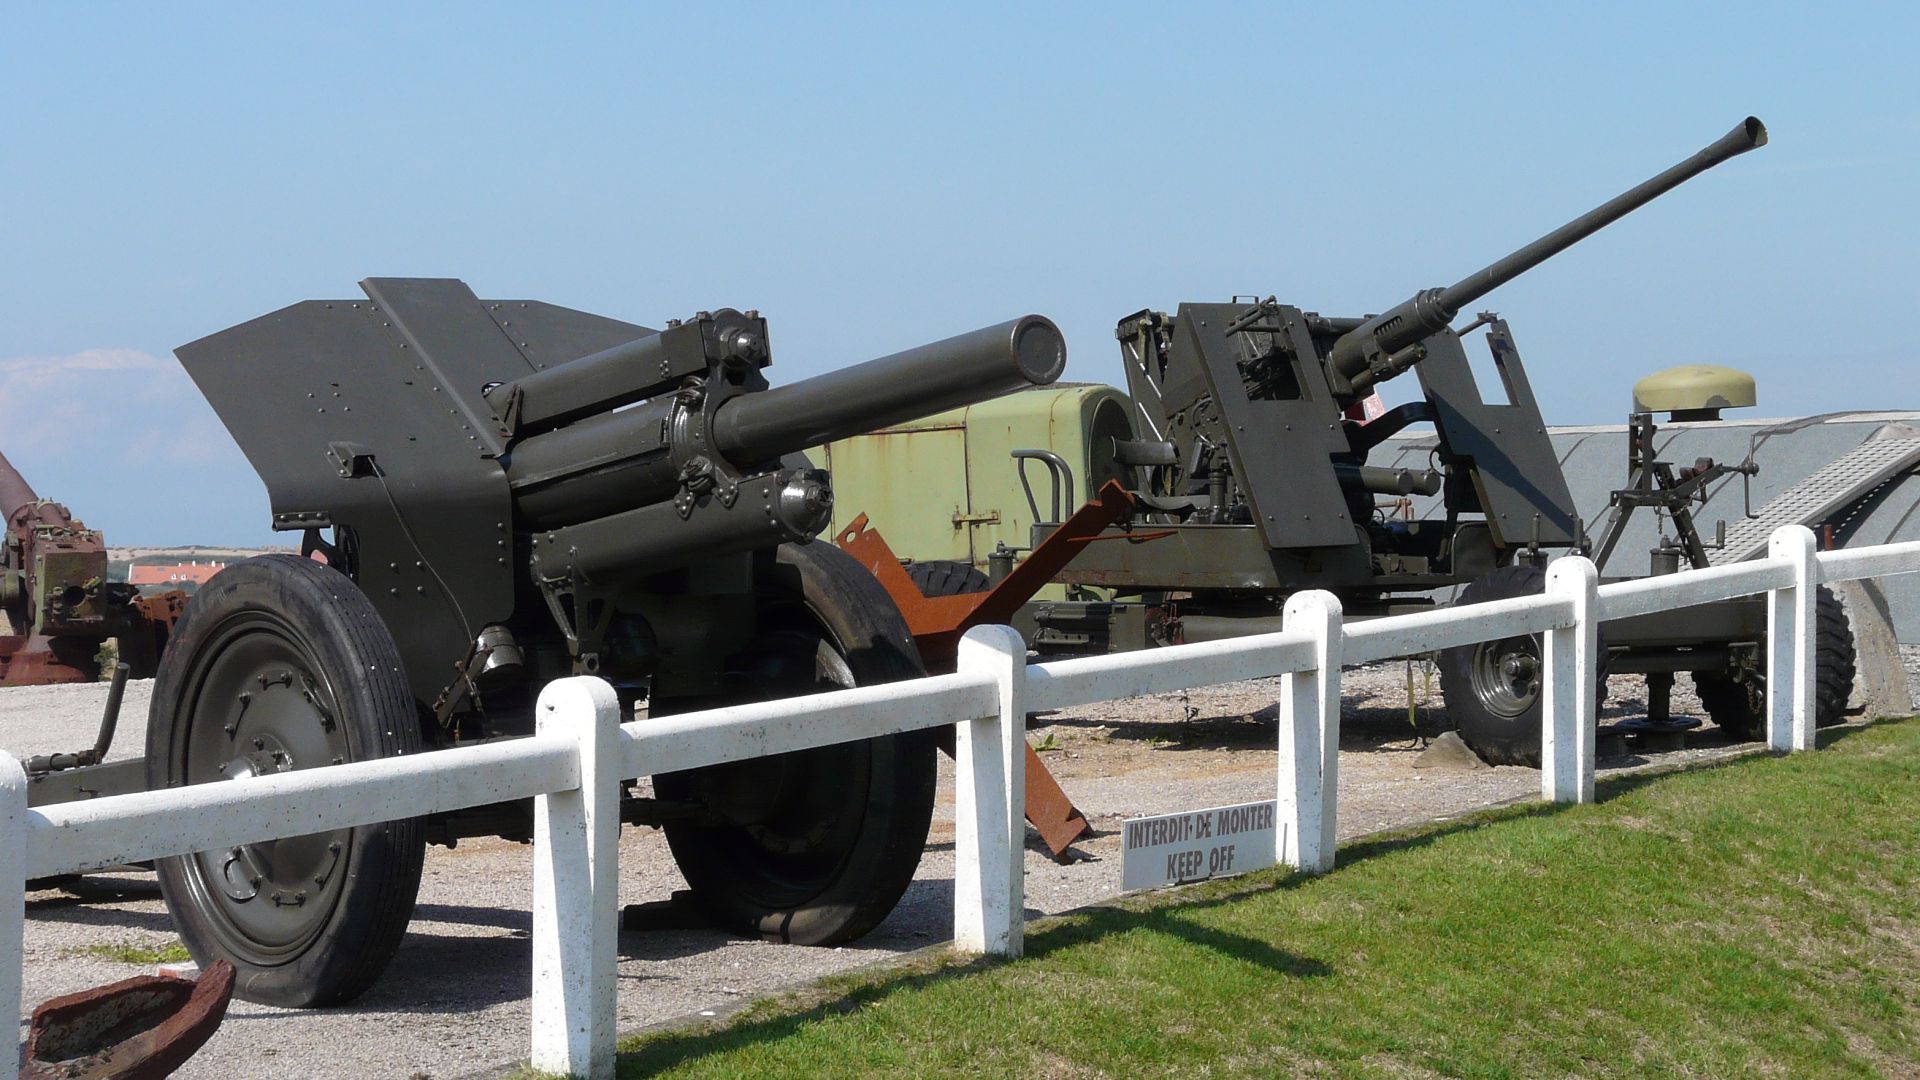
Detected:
left=1631, top=365, right=1756, bottom=418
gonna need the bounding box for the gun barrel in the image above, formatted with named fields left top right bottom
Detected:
left=0, top=451, right=39, bottom=522
left=504, top=315, right=1066, bottom=530
left=1438, top=117, right=1767, bottom=314
left=711, top=315, right=1066, bottom=465
left=1331, top=117, right=1767, bottom=391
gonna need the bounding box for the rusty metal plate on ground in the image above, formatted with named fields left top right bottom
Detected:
left=24, top=959, right=234, bottom=1080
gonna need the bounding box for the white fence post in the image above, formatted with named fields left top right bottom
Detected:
left=1543, top=557, right=1600, bottom=804
left=1279, top=590, right=1342, bottom=875
left=3, top=753, right=24, bottom=1080
left=1768, top=524, right=1820, bottom=752
left=530, top=677, right=622, bottom=1080
left=953, top=625, right=1026, bottom=958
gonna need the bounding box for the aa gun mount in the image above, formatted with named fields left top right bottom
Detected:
left=1074, top=117, right=1771, bottom=602
left=1043, top=117, right=1808, bottom=767
left=73, top=279, right=1069, bottom=1009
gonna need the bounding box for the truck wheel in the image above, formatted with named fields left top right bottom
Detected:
left=146, top=555, right=424, bottom=1007
left=906, top=559, right=990, bottom=598
left=1694, top=585, right=1856, bottom=741
left=655, top=541, right=938, bottom=945
left=1439, top=564, right=1606, bottom=767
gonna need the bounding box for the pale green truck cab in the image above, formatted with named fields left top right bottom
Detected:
left=812, top=384, right=1133, bottom=597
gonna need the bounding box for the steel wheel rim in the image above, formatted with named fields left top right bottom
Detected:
left=171, top=612, right=354, bottom=966
left=1468, top=634, right=1542, bottom=720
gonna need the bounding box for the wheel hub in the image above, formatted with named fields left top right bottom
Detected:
left=179, top=634, right=355, bottom=962
left=1501, top=653, right=1539, bottom=685
left=220, top=732, right=294, bottom=781
left=1471, top=636, right=1542, bottom=719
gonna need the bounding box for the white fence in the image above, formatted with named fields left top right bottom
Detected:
left=6, top=523, right=1919, bottom=1079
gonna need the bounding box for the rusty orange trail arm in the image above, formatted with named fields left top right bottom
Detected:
left=832, top=482, right=1146, bottom=655
left=832, top=513, right=1096, bottom=861
left=962, top=481, right=1139, bottom=628
left=832, top=513, right=927, bottom=606
left=832, top=491, right=1143, bottom=861
left=901, top=481, right=1142, bottom=669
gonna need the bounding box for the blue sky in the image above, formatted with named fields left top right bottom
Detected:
left=3, top=3, right=1915, bottom=546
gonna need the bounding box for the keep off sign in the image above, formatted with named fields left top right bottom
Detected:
left=1121, top=799, right=1282, bottom=892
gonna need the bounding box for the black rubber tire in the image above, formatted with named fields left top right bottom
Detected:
left=1694, top=585, right=1856, bottom=742
left=654, top=541, right=938, bottom=945
left=1438, top=564, right=1606, bottom=768
left=147, top=555, right=424, bottom=1008
left=1695, top=674, right=1765, bottom=743
left=905, top=559, right=990, bottom=598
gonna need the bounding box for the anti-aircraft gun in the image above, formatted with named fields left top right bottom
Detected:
left=1045, top=117, right=1844, bottom=763
left=35, top=279, right=1065, bottom=1007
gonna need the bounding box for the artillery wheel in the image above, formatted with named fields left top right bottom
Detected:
left=1438, top=564, right=1607, bottom=767
left=147, top=555, right=424, bottom=1007
left=655, top=541, right=938, bottom=945
left=1694, top=585, right=1856, bottom=742
left=906, top=559, right=990, bottom=598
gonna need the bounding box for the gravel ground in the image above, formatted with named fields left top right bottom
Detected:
left=7, top=652, right=1916, bottom=1078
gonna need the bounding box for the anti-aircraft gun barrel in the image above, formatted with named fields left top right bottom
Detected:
left=1329, top=116, right=1768, bottom=396
left=1438, top=117, right=1767, bottom=316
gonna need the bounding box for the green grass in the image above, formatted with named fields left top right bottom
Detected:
left=74, top=939, right=192, bottom=965
left=617, top=718, right=1920, bottom=1078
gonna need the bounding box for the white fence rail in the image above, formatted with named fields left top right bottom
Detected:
left=7, top=523, right=1920, bottom=1079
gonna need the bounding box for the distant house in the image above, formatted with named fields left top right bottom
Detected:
left=129, top=561, right=226, bottom=588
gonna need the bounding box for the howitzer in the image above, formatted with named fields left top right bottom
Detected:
left=59, top=280, right=1064, bottom=1008
left=1043, top=117, right=1809, bottom=766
